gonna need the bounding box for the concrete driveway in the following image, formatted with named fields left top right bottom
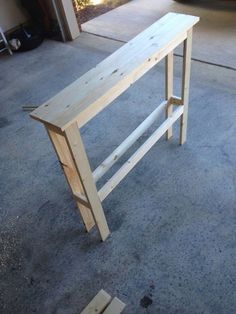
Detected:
left=0, top=1, right=236, bottom=313
left=82, top=0, right=236, bottom=68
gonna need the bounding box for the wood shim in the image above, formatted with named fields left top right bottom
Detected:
left=103, top=297, right=126, bottom=314
left=80, top=290, right=125, bottom=314
left=81, top=290, right=111, bottom=314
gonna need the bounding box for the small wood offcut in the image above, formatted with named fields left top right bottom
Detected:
left=80, top=290, right=125, bottom=314
left=31, top=12, right=199, bottom=241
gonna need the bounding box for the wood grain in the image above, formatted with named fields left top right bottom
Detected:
left=30, top=13, right=199, bottom=131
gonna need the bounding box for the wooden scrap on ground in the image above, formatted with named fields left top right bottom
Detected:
left=81, top=290, right=125, bottom=314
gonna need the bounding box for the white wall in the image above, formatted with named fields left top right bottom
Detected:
left=0, top=0, right=27, bottom=32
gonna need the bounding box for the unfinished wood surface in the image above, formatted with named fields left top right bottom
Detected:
left=73, top=192, right=91, bottom=208
left=93, top=100, right=167, bottom=183
left=65, top=123, right=110, bottom=241
left=103, top=297, right=126, bottom=314
left=165, top=51, right=174, bottom=139
left=180, top=29, right=193, bottom=145
left=30, top=13, right=199, bottom=131
left=81, top=290, right=111, bottom=314
left=99, top=106, right=184, bottom=201
left=171, top=96, right=183, bottom=106
left=46, top=126, right=95, bottom=231
left=57, top=0, right=80, bottom=40
left=30, top=13, right=198, bottom=241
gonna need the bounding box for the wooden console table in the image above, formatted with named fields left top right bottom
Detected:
left=31, top=13, right=199, bottom=241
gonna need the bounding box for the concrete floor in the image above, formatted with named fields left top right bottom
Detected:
left=0, top=2, right=236, bottom=314
left=83, top=0, right=236, bottom=68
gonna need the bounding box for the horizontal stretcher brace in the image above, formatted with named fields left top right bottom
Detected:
left=30, top=12, right=199, bottom=241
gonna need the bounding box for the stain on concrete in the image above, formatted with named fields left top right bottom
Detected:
left=0, top=117, right=10, bottom=128
left=109, top=212, right=124, bottom=232
left=140, top=295, right=153, bottom=308
left=105, top=199, right=125, bottom=232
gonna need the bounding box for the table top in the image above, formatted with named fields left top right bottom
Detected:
left=30, top=12, right=199, bottom=131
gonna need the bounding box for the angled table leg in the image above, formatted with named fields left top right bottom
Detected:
left=165, top=51, right=174, bottom=140
left=180, top=28, right=193, bottom=145
left=46, top=125, right=95, bottom=232
left=65, top=122, right=110, bottom=241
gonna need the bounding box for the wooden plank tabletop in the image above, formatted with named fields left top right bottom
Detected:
left=30, top=13, right=199, bottom=131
